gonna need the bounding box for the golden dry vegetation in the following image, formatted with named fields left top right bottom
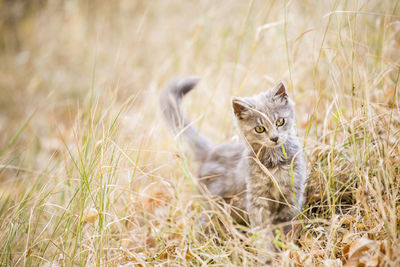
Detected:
left=0, top=0, right=399, bottom=266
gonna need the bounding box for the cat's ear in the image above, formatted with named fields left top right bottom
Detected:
left=271, top=81, right=288, bottom=100
left=232, top=97, right=252, bottom=119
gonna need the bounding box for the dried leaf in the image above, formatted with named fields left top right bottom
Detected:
left=82, top=208, right=99, bottom=224
left=340, top=215, right=355, bottom=225
left=288, top=250, right=312, bottom=266
left=342, top=232, right=354, bottom=245
left=344, top=237, right=380, bottom=267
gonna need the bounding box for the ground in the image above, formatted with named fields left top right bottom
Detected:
left=0, top=0, right=399, bottom=266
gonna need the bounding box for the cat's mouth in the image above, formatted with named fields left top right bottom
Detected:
left=250, top=136, right=286, bottom=149
left=264, top=137, right=286, bottom=148
left=267, top=142, right=282, bottom=148
left=255, top=140, right=282, bottom=148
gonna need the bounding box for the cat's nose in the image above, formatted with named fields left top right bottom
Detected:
left=270, top=136, right=279, bottom=143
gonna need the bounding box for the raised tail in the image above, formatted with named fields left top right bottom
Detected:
left=159, top=77, right=213, bottom=162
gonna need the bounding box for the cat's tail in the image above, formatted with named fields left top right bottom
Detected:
left=159, top=77, right=213, bottom=162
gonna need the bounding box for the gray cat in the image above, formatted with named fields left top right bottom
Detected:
left=159, top=77, right=306, bottom=236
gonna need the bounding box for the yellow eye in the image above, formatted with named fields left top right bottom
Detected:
left=276, top=118, right=285, bottom=127
left=254, top=126, right=265, bottom=133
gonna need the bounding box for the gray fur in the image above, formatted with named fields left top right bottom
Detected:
left=159, top=77, right=213, bottom=162
left=160, top=78, right=306, bottom=232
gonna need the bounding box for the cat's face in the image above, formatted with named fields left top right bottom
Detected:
left=232, top=81, right=295, bottom=150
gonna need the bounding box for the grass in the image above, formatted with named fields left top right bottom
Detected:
left=0, top=0, right=399, bottom=266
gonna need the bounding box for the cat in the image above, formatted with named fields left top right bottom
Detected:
left=159, top=77, right=306, bottom=238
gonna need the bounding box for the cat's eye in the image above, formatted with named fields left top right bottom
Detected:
left=254, top=126, right=265, bottom=133
left=276, top=118, right=285, bottom=127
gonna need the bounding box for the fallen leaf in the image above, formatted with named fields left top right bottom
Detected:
left=344, top=237, right=380, bottom=267
left=82, top=208, right=99, bottom=224
left=340, top=215, right=355, bottom=225
left=342, top=232, right=354, bottom=245
left=288, top=250, right=312, bottom=266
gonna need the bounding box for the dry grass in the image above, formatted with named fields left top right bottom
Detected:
left=0, top=0, right=399, bottom=266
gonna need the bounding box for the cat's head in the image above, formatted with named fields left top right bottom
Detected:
left=232, top=81, right=295, bottom=150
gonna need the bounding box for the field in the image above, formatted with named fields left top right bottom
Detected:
left=0, top=0, right=399, bottom=266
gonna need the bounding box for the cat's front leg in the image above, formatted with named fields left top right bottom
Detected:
left=272, top=203, right=297, bottom=235
left=247, top=199, right=273, bottom=230
left=246, top=172, right=274, bottom=226
left=247, top=196, right=276, bottom=263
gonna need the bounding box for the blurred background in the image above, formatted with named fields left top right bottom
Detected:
left=0, top=0, right=399, bottom=265
left=1, top=0, right=399, bottom=159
